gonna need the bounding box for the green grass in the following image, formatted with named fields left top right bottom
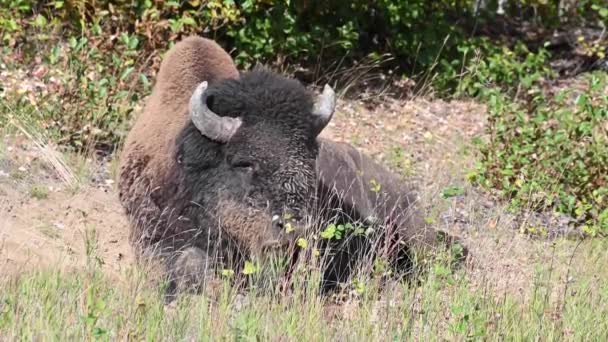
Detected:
left=1, top=239, right=607, bottom=340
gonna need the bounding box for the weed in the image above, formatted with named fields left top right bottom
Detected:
left=36, top=224, right=60, bottom=239
left=441, top=185, right=466, bottom=199
left=386, top=146, right=414, bottom=178
left=29, top=184, right=48, bottom=200
left=8, top=170, right=25, bottom=181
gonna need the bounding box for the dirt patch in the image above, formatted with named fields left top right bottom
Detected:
left=0, top=135, right=133, bottom=280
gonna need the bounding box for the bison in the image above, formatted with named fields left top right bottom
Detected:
left=118, top=36, right=451, bottom=299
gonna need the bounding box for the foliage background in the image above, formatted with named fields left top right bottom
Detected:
left=1, top=0, right=607, bottom=232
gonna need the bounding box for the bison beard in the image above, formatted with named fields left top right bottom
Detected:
left=215, top=199, right=294, bottom=257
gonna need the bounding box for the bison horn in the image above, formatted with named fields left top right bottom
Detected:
left=189, top=81, right=242, bottom=143
left=311, top=84, right=336, bottom=136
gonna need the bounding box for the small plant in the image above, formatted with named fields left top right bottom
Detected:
left=9, top=170, right=25, bottom=180
left=296, top=238, right=308, bottom=249
left=36, top=224, right=60, bottom=239
left=577, top=34, right=607, bottom=60
left=29, top=184, right=49, bottom=199
left=320, top=222, right=366, bottom=241
left=369, top=179, right=382, bottom=193
left=242, top=260, right=260, bottom=275
left=386, top=146, right=414, bottom=177
left=441, top=185, right=465, bottom=199
left=221, top=269, right=235, bottom=278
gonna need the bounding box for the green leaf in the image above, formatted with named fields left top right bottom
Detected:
left=320, top=224, right=336, bottom=239
left=441, top=186, right=465, bottom=198
left=284, top=222, right=295, bottom=233
left=221, top=269, right=235, bottom=278
left=296, top=238, right=308, bottom=249
left=242, top=261, right=258, bottom=275
left=32, top=14, right=47, bottom=28
left=181, top=16, right=196, bottom=27
left=120, top=67, right=134, bottom=81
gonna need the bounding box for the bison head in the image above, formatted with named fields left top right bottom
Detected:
left=175, top=68, right=335, bottom=256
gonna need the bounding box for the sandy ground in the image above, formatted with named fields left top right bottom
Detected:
left=0, top=94, right=587, bottom=304
left=0, top=135, right=134, bottom=280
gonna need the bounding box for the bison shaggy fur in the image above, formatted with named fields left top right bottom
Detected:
left=118, top=36, right=461, bottom=298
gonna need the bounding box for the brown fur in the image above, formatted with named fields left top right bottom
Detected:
left=118, top=37, right=239, bottom=250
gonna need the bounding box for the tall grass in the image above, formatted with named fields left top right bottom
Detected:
left=1, top=231, right=607, bottom=340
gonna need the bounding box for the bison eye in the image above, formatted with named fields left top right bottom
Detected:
left=231, top=160, right=254, bottom=171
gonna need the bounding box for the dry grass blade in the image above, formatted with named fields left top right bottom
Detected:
left=8, top=117, right=79, bottom=190
left=314, top=52, right=398, bottom=101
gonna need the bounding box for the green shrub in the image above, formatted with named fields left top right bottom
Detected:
left=192, top=0, right=471, bottom=70
left=471, top=72, right=608, bottom=236
left=1, top=0, right=606, bottom=153
left=1, top=0, right=471, bottom=68
left=434, top=38, right=554, bottom=97
left=2, top=32, right=151, bottom=151
left=0, top=1, right=421, bottom=149
left=1, top=0, right=483, bottom=150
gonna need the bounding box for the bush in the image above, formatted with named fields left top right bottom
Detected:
left=443, top=39, right=554, bottom=98
left=0, top=0, right=483, bottom=150
left=0, top=0, right=474, bottom=150
left=0, top=0, right=475, bottom=68
left=2, top=0, right=606, bottom=149
left=471, top=72, right=608, bottom=236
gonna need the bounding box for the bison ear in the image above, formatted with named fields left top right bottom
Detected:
left=311, top=84, right=336, bottom=137
left=189, top=81, right=242, bottom=143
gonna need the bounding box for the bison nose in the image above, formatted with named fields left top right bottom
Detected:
left=261, top=215, right=295, bottom=253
